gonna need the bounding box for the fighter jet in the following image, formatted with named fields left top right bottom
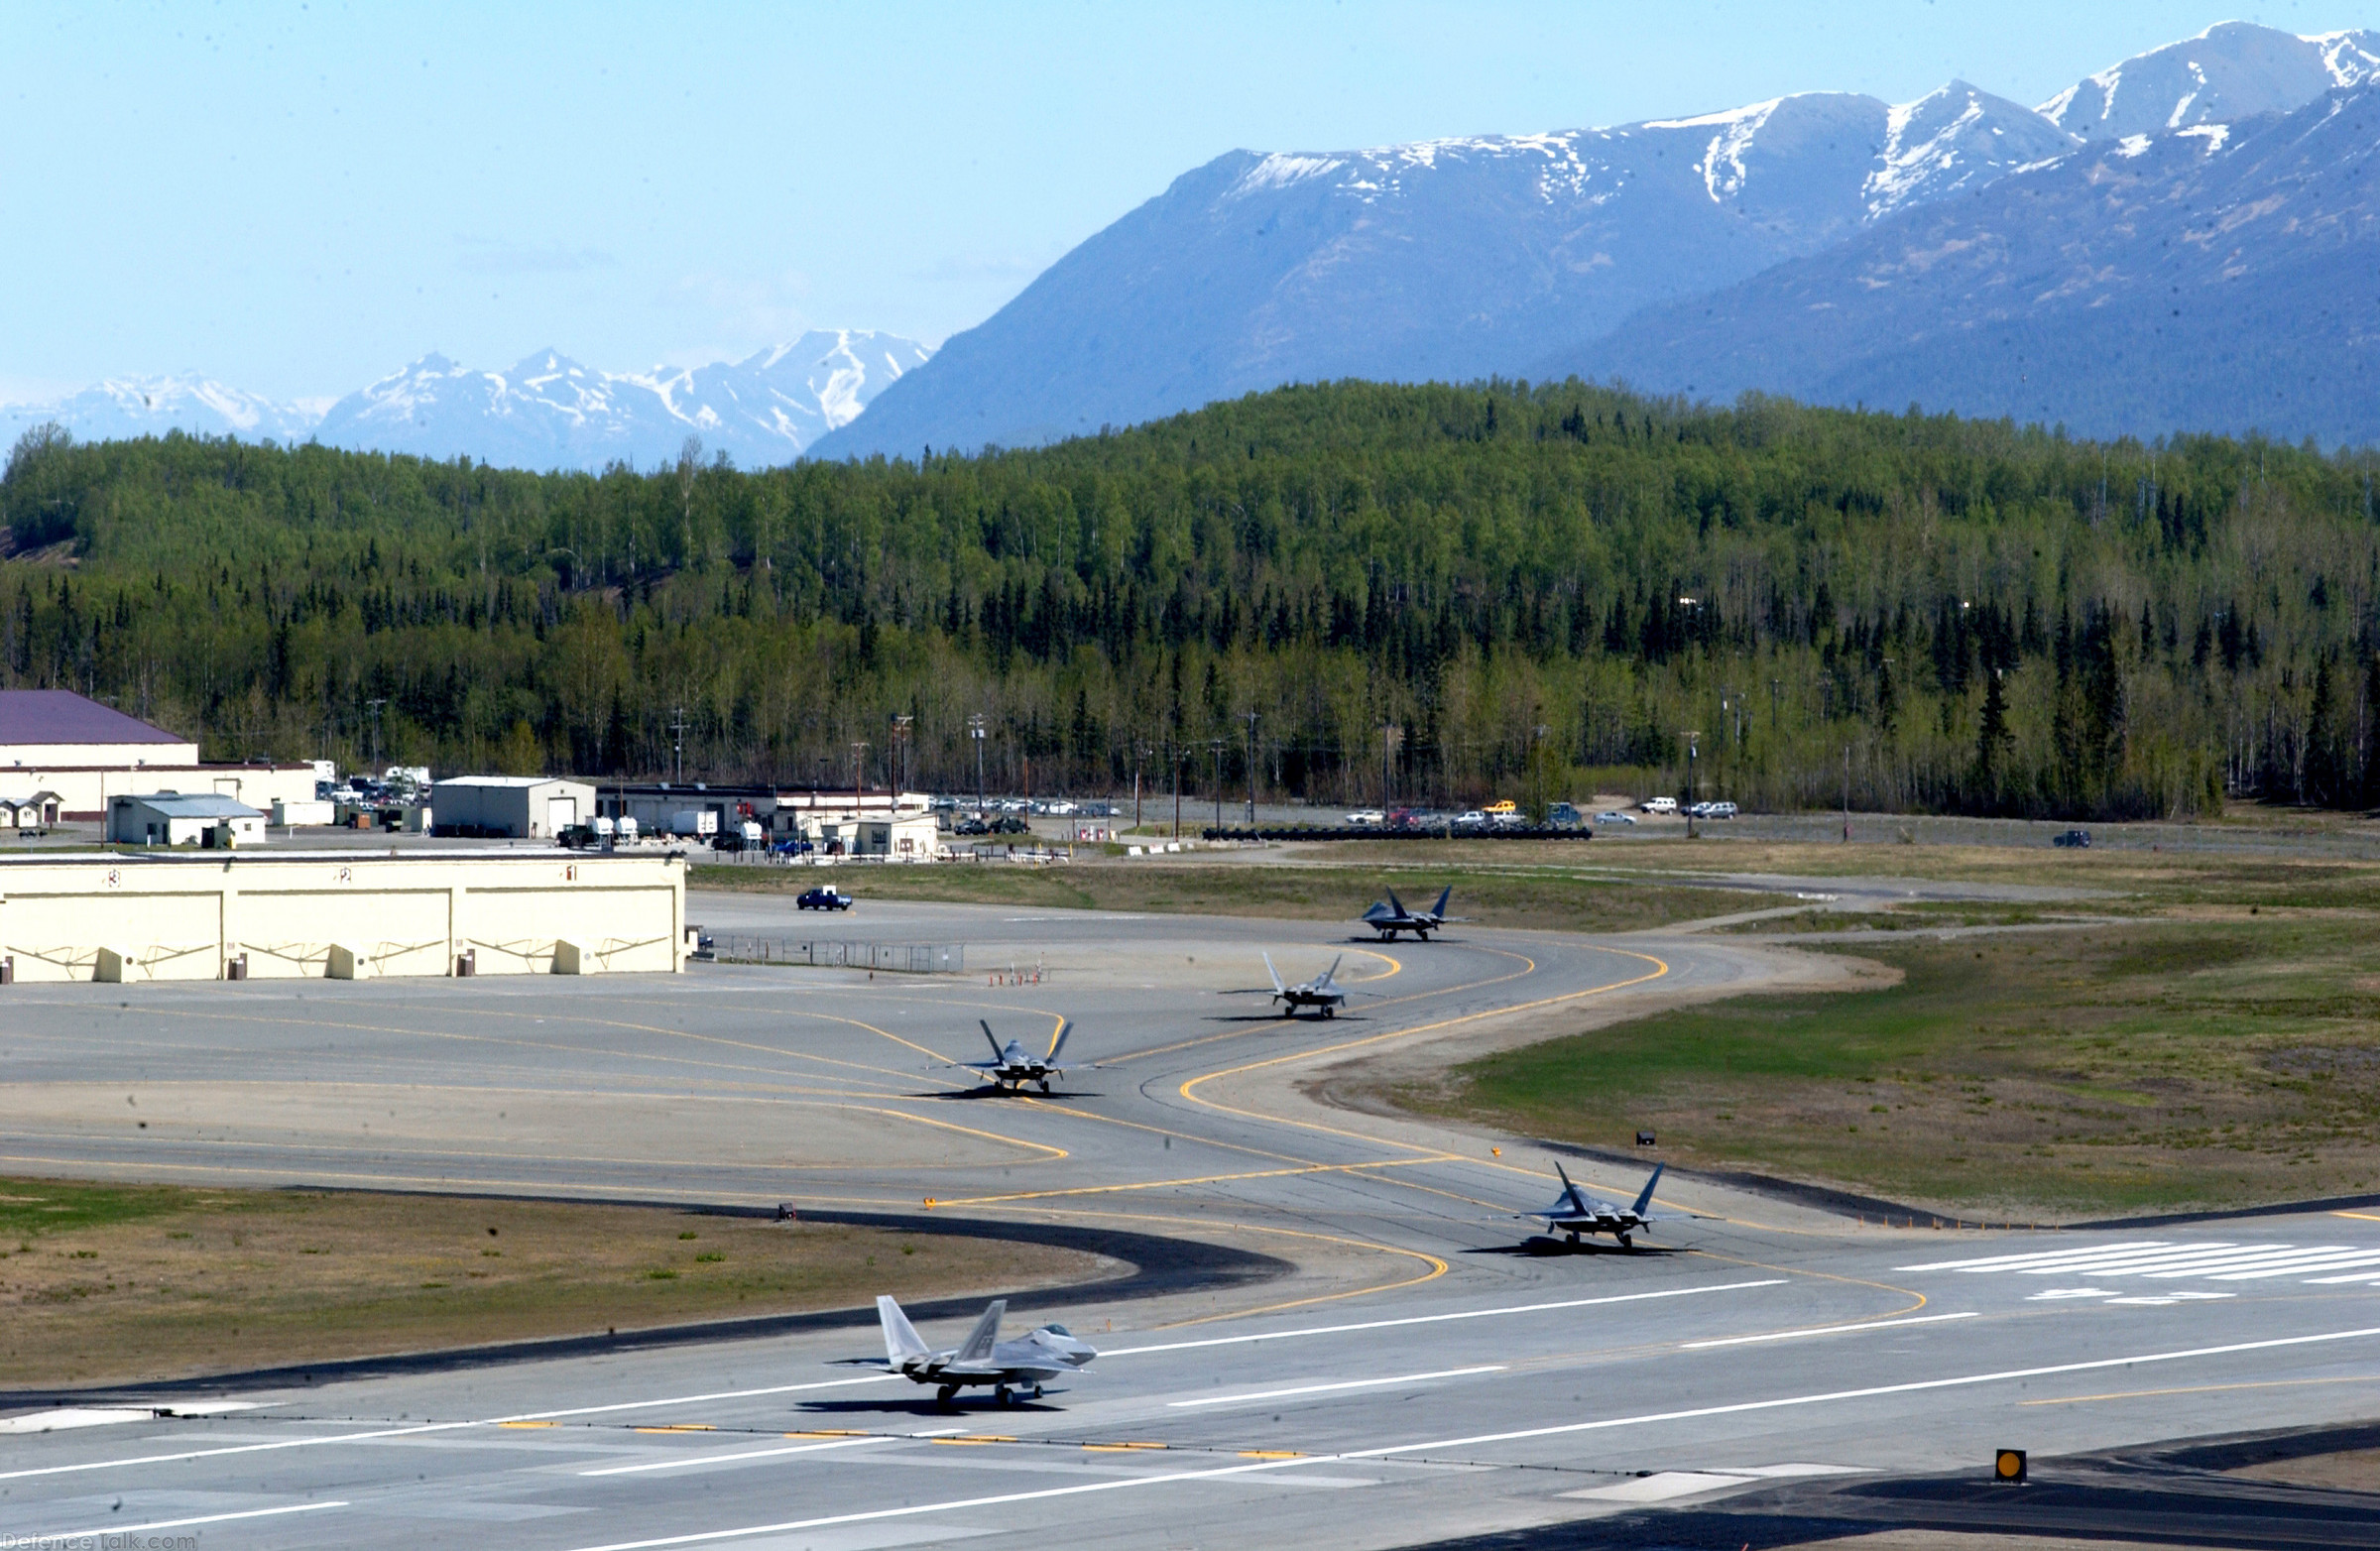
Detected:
left=873, top=1294, right=1097, bottom=1406
left=1360, top=885, right=1454, bottom=941
left=954, top=1019, right=1073, bottom=1092
left=1526, top=1160, right=1670, bottom=1250
left=1263, top=952, right=1348, bottom=1018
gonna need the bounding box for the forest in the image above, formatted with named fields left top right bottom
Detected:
left=4, top=379, right=2378, bottom=820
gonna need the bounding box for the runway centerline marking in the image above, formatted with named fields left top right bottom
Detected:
left=1680, top=1311, right=1979, bottom=1349
left=1168, top=1367, right=1504, bottom=1407
left=0, top=1374, right=899, bottom=1484
left=545, top=1324, right=2380, bottom=1551
left=581, top=1434, right=900, bottom=1475
left=1101, top=1280, right=1786, bottom=1355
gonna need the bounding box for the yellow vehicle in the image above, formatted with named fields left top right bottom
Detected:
left=1483, top=799, right=1518, bottom=815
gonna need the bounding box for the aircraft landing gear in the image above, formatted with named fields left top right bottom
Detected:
left=935, top=1384, right=959, bottom=1406
left=994, top=1384, right=1013, bottom=1407
left=1280, top=1007, right=1293, bottom=1018
left=1031, top=1383, right=1044, bottom=1399
left=1323, top=1006, right=1336, bottom=1018
left=1565, top=1231, right=1580, bottom=1245
left=1617, top=1232, right=1634, bottom=1251
left=1038, top=1080, right=1051, bottom=1094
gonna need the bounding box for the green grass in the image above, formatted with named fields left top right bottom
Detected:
left=1400, top=917, right=2380, bottom=1217
left=692, top=860, right=1777, bottom=935
left=0, top=1178, right=186, bottom=1243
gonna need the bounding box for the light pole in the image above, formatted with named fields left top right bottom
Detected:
left=1208, top=738, right=1226, bottom=834
left=1244, top=710, right=1259, bottom=826
left=967, top=714, right=987, bottom=814
left=1531, top=723, right=1550, bottom=823
left=365, top=697, right=387, bottom=776
left=1844, top=743, right=1852, bottom=843
left=890, top=714, right=913, bottom=796
left=1133, top=740, right=1151, bottom=830
left=669, top=706, right=687, bottom=784
left=1683, top=731, right=1701, bottom=840
left=1171, top=739, right=1184, bottom=840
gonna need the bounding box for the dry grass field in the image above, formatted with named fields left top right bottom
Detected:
left=0, top=1180, right=1106, bottom=1388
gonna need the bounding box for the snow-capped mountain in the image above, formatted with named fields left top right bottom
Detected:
left=310, top=330, right=929, bottom=469
left=6, top=331, right=929, bottom=470
left=0, top=375, right=324, bottom=445
left=2039, top=20, right=2380, bottom=141
left=816, top=86, right=2069, bottom=458
left=818, top=20, right=2380, bottom=459
left=1561, top=78, right=2380, bottom=446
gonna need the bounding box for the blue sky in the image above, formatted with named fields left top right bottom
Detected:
left=2, top=2, right=2368, bottom=402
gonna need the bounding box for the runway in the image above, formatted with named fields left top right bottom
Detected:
left=2, top=893, right=2375, bottom=1548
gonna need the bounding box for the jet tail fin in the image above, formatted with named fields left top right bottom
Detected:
left=1630, top=1162, right=1666, bottom=1217
left=1262, top=952, right=1285, bottom=994
left=1320, top=953, right=1343, bottom=988
left=1554, top=1158, right=1588, bottom=1212
left=1047, top=1020, right=1071, bottom=1064
left=1430, top=885, right=1453, bottom=919
left=954, top=1298, right=1006, bottom=1364
left=1385, top=888, right=1408, bottom=917
left=980, top=1020, right=1006, bottom=1062
left=877, top=1294, right=930, bottom=1364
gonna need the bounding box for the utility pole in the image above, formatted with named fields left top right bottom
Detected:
left=1844, top=743, right=1852, bottom=843
left=1133, top=740, right=1151, bottom=830
left=851, top=739, right=869, bottom=810
left=365, top=697, right=387, bottom=776
left=967, top=714, right=987, bottom=814
left=1243, top=710, right=1259, bottom=826
left=890, top=713, right=913, bottom=796
left=668, top=706, right=687, bottom=784
left=1171, top=738, right=1183, bottom=840
left=1531, top=723, right=1550, bottom=823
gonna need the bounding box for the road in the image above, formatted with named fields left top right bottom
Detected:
left=1, top=893, right=2374, bottom=1548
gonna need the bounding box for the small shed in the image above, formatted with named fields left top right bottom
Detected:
left=430, top=776, right=597, bottom=839
left=0, top=790, right=62, bottom=830
left=108, top=792, right=267, bottom=847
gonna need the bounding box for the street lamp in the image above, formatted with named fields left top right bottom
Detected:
left=1209, top=738, right=1227, bottom=834
left=1244, top=711, right=1259, bottom=826
left=890, top=714, right=913, bottom=796
left=967, top=714, right=987, bottom=814
left=1683, top=731, right=1701, bottom=840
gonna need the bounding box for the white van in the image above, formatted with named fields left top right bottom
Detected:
left=1640, top=796, right=1679, bottom=814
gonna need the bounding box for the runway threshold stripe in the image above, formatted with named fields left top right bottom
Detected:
left=1680, top=1311, right=1978, bottom=1350
left=1167, top=1367, right=1504, bottom=1408
left=31, top=1500, right=348, bottom=1539
left=1102, top=1280, right=1787, bottom=1356
left=1897, top=1242, right=2171, bottom=1271
left=0, top=1374, right=900, bottom=1484
left=548, top=1324, right=2380, bottom=1551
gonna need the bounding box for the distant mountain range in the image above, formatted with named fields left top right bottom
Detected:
left=819, top=21, right=2380, bottom=457
left=3, top=330, right=929, bottom=470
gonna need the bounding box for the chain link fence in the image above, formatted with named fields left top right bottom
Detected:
left=703, top=935, right=965, bottom=974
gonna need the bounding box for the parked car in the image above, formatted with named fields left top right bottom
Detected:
left=1489, top=811, right=1527, bottom=828
left=1547, top=801, right=1583, bottom=827
left=1483, top=799, right=1518, bottom=816
left=1345, top=808, right=1385, bottom=826
left=1595, top=810, right=1636, bottom=825
left=992, top=815, right=1032, bottom=835
left=2053, top=829, right=2092, bottom=848
left=772, top=837, right=815, bottom=857
left=1641, top=796, right=1678, bottom=814
left=927, top=794, right=959, bottom=810
left=955, top=817, right=990, bottom=836
left=798, top=887, right=854, bottom=911
left=1453, top=810, right=1488, bottom=827
left=1706, top=801, right=1738, bottom=819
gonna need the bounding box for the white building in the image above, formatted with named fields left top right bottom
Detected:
left=0, top=790, right=61, bottom=830
left=108, top=792, right=268, bottom=848
left=431, top=776, right=597, bottom=839
left=0, top=690, right=316, bottom=819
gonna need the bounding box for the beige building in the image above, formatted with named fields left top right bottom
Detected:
left=431, top=776, right=598, bottom=839
left=0, top=851, right=686, bottom=982
left=0, top=689, right=316, bottom=819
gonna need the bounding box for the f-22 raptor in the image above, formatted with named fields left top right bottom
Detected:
left=1360, top=885, right=1454, bottom=941
left=873, top=1294, right=1098, bottom=1406
left=1526, top=1161, right=1671, bottom=1250
left=954, top=1019, right=1073, bottom=1093
left=1263, top=952, right=1347, bottom=1018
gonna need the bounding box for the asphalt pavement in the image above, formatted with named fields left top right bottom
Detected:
left=1, top=891, right=2374, bottom=1549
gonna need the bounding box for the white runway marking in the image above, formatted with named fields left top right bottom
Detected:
left=1103, top=1280, right=1785, bottom=1357
left=0, top=1373, right=898, bottom=1484
left=30, top=1500, right=348, bottom=1539
left=1167, top=1367, right=1503, bottom=1408
left=1680, top=1311, right=1978, bottom=1349
left=1902, top=1239, right=2380, bottom=1290
left=549, top=1324, right=2380, bottom=1551
left=580, top=1434, right=894, bottom=1476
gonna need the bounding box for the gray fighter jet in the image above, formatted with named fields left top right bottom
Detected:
left=954, top=1019, right=1073, bottom=1092
left=1360, top=885, right=1454, bottom=941
left=874, top=1294, right=1097, bottom=1406
left=1527, top=1161, right=1669, bottom=1250
left=1263, top=952, right=1347, bottom=1017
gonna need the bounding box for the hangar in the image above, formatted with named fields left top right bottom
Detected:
left=0, top=689, right=316, bottom=819
left=107, top=791, right=268, bottom=847
left=431, top=775, right=598, bottom=839
left=0, top=851, right=685, bottom=982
